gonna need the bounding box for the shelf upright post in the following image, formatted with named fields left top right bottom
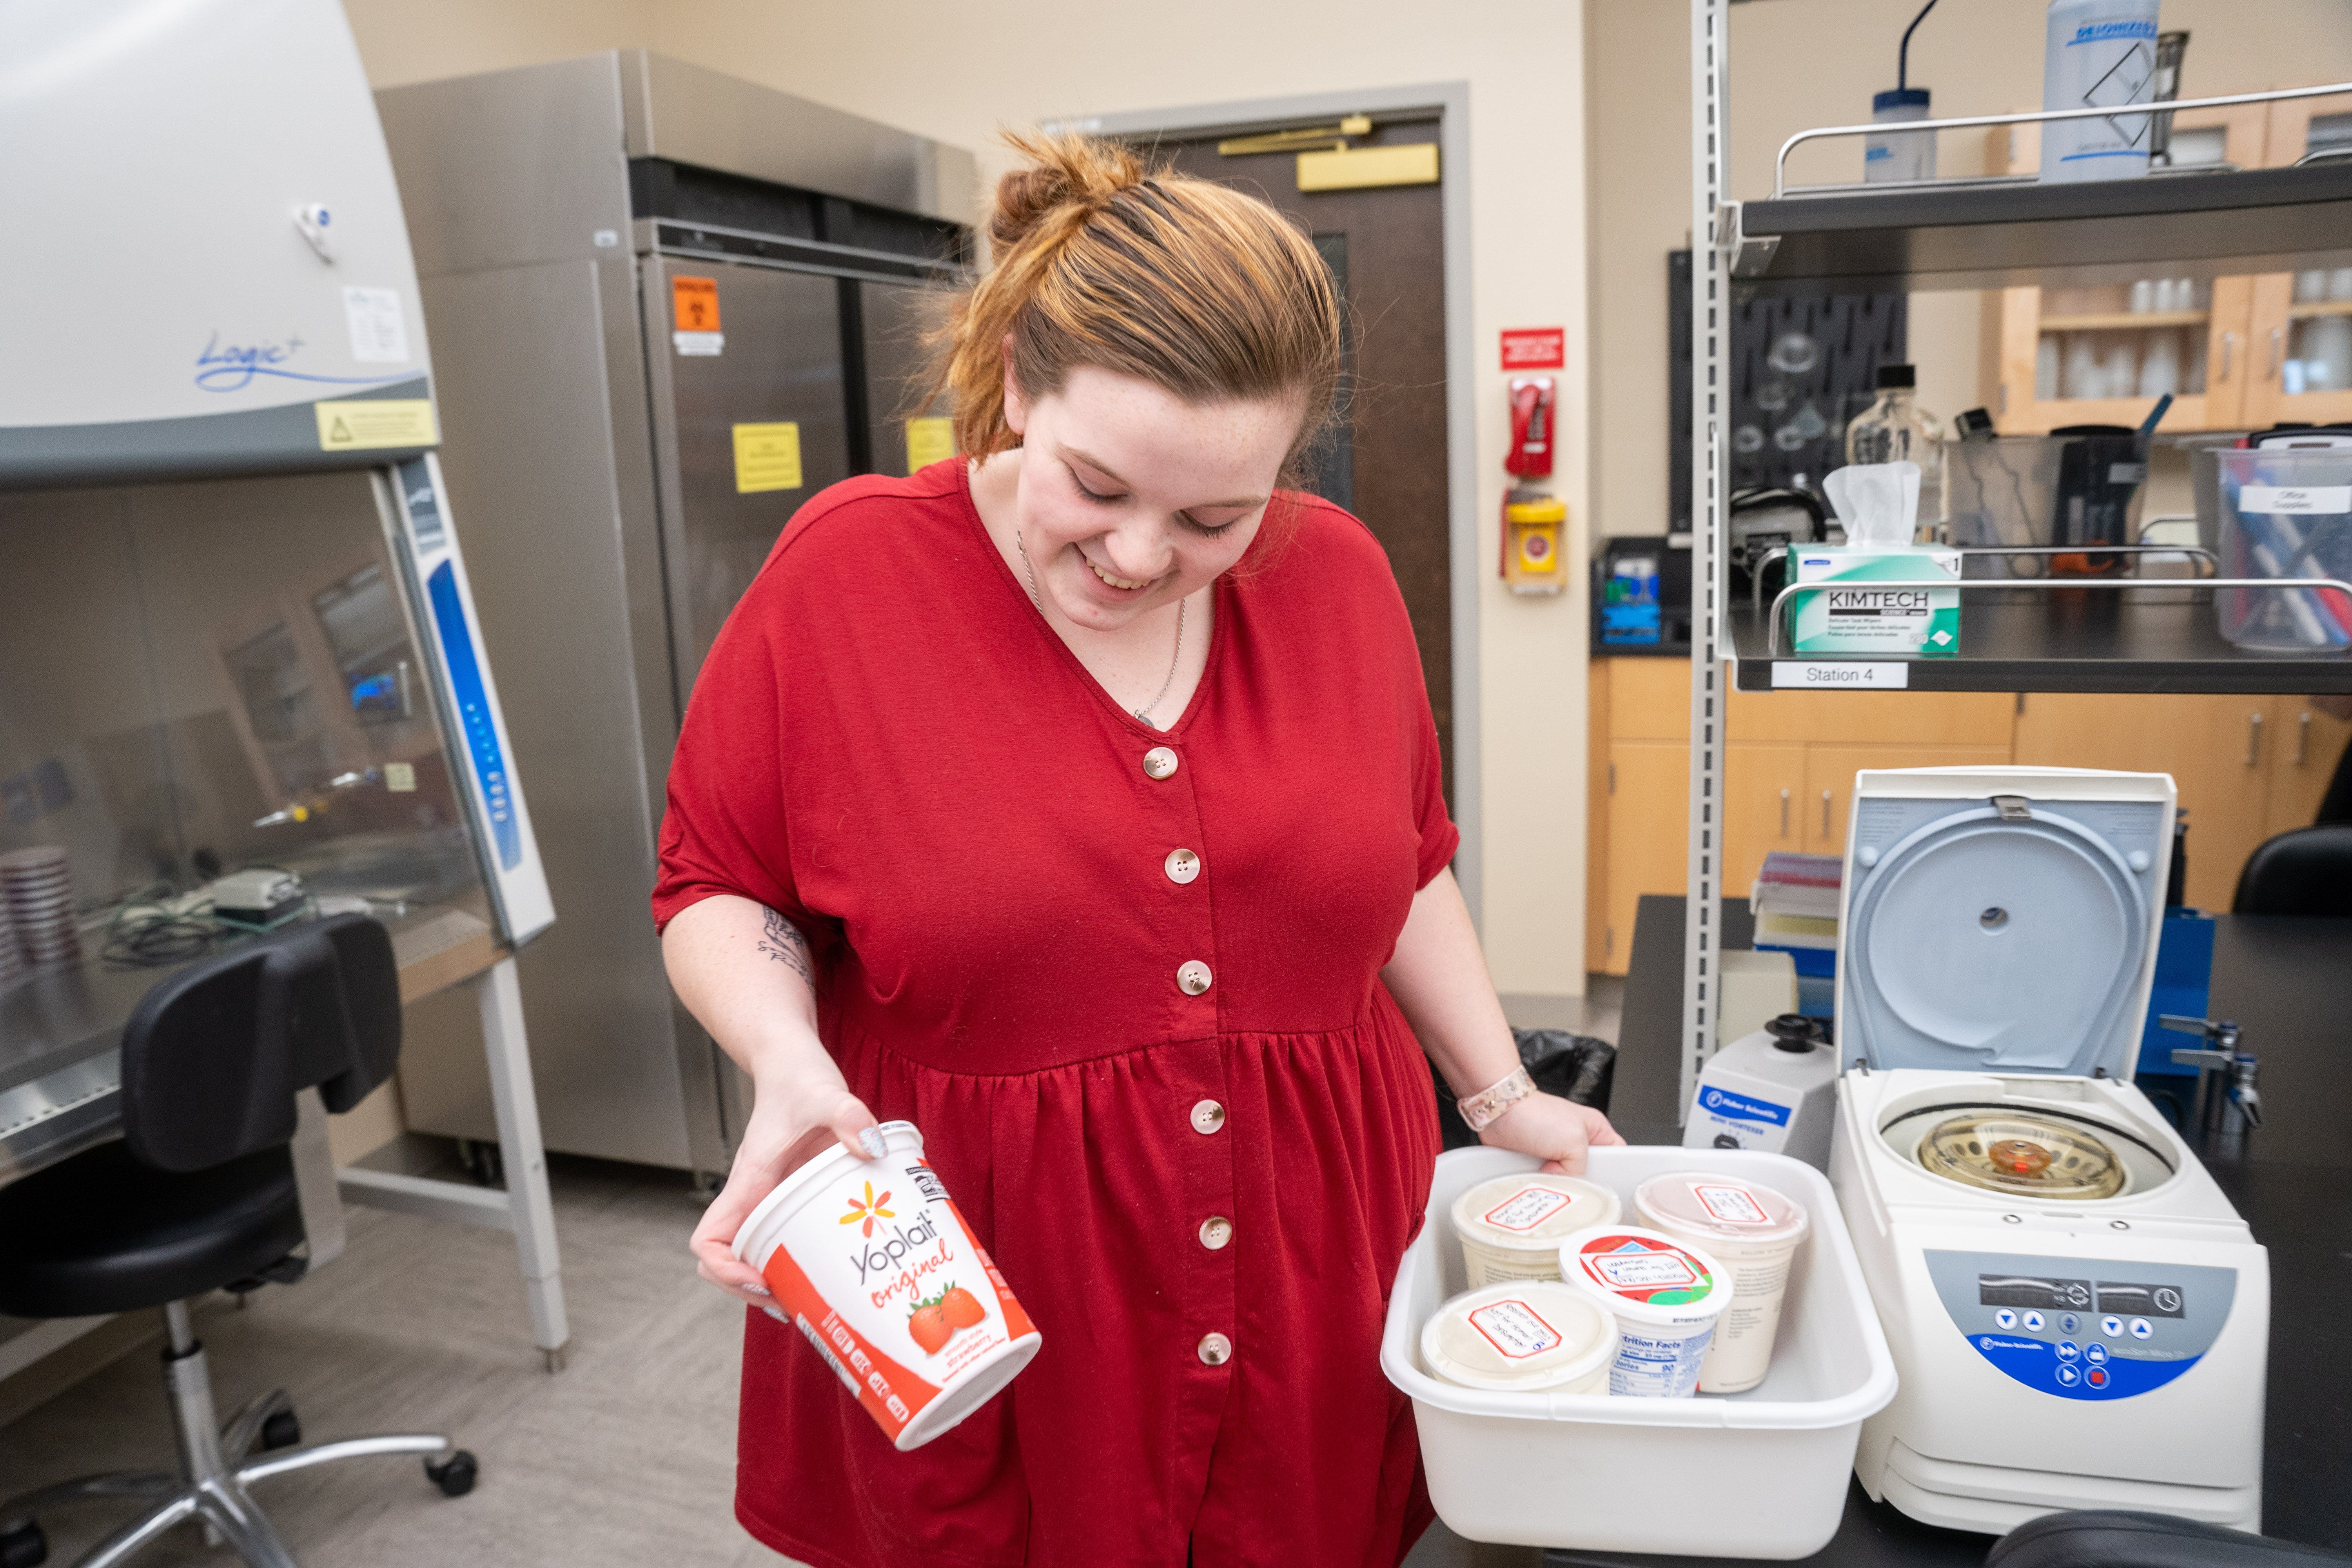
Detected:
left=1682, top=0, right=1731, bottom=1122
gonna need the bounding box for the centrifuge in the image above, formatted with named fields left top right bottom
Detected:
left=1827, top=767, right=2269, bottom=1535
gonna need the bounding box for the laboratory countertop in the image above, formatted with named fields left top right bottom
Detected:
left=0, top=902, right=502, bottom=1184
left=1579, top=896, right=2352, bottom=1565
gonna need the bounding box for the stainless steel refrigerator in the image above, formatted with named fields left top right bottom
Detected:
left=376, top=53, right=973, bottom=1175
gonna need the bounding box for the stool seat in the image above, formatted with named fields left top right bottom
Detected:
left=0, top=1140, right=300, bottom=1319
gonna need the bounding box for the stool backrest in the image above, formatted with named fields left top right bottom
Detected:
left=121, top=914, right=401, bottom=1172
left=2232, top=825, right=2352, bottom=918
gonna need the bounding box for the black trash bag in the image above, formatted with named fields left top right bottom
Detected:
left=1430, top=1029, right=1617, bottom=1152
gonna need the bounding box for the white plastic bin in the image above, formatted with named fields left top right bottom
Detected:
left=1382, top=1146, right=1896, bottom=1558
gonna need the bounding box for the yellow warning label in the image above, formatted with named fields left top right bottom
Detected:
left=905, top=417, right=956, bottom=474
left=314, top=399, right=438, bottom=451
left=733, top=422, right=803, bottom=493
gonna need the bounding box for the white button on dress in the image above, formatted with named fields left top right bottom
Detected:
left=1198, top=1216, right=1233, bottom=1250
left=1190, top=1099, right=1226, bottom=1134
left=1197, top=1332, right=1233, bottom=1366
left=1143, top=746, right=1180, bottom=780
left=1176, top=960, right=1212, bottom=996
left=1165, top=848, right=1201, bottom=884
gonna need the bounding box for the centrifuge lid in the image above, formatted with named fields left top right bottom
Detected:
left=1838, top=776, right=2169, bottom=1079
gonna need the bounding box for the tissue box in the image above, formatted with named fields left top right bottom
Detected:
left=1791, top=545, right=1961, bottom=657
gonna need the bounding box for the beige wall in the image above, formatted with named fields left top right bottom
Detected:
left=1586, top=0, right=2352, bottom=542
left=348, top=0, right=1601, bottom=1002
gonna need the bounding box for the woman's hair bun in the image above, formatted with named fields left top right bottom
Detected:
left=987, top=131, right=1145, bottom=258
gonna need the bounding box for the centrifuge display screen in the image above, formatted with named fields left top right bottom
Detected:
left=1976, top=1274, right=2185, bottom=1316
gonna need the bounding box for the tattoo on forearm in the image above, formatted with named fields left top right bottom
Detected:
left=756, top=906, right=813, bottom=984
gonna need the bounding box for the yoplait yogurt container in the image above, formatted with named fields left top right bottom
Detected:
left=1557, top=1224, right=1730, bottom=1398
left=1633, top=1172, right=1809, bottom=1394
left=1448, top=1172, right=1621, bottom=1287
left=733, top=1120, right=1041, bottom=1450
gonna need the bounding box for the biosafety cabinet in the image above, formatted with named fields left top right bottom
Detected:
left=376, top=54, right=976, bottom=1173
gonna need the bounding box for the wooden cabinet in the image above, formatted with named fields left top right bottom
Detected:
left=1586, top=665, right=2349, bottom=976
left=2011, top=693, right=2278, bottom=911
left=2263, top=696, right=2352, bottom=838
left=2241, top=89, right=2352, bottom=429
left=1990, top=107, right=2268, bottom=435
left=1586, top=659, right=2018, bottom=975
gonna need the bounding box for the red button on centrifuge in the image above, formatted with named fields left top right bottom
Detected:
left=2086, top=1368, right=2108, bottom=1388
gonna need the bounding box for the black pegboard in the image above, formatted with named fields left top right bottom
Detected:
left=1670, top=251, right=1907, bottom=533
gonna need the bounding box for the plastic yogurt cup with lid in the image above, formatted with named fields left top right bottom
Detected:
left=733, top=1121, right=1041, bottom=1450
left=1420, top=1280, right=1619, bottom=1394
left=1558, top=1224, right=1730, bottom=1398
left=1449, top=1172, right=1622, bottom=1287
left=1633, top=1172, right=1810, bottom=1394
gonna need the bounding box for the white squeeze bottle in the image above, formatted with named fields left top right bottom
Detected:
left=2040, top=0, right=2162, bottom=183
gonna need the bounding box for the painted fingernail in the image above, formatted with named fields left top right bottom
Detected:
left=764, top=1305, right=788, bottom=1323
left=858, top=1127, right=886, bottom=1159
left=745, top=1282, right=771, bottom=1297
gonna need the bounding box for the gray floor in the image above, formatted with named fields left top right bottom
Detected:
left=0, top=1156, right=786, bottom=1568
left=0, top=1150, right=1532, bottom=1567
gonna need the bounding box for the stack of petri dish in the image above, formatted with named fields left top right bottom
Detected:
left=1, top=846, right=81, bottom=968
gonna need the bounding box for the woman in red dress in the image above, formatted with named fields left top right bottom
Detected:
left=653, top=134, right=1621, bottom=1568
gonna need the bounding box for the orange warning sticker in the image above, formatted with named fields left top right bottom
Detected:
left=673, top=276, right=720, bottom=332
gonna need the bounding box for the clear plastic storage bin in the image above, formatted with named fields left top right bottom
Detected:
left=2212, top=443, right=2352, bottom=654
left=1946, top=434, right=2146, bottom=577
left=1381, top=1146, right=1896, bottom=1559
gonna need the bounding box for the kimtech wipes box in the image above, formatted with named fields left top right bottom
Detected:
left=1791, top=545, right=1961, bottom=656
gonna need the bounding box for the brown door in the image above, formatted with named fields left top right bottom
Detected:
left=1154, top=124, right=1453, bottom=805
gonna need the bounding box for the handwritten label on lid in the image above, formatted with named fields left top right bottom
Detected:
left=1590, top=1249, right=1699, bottom=1290
left=1483, top=1186, right=1572, bottom=1232
left=1691, top=1183, right=1772, bottom=1225
left=1468, top=1299, right=1565, bottom=1359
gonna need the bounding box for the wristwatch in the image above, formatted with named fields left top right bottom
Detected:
left=1457, top=1065, right=1536, bottom=1132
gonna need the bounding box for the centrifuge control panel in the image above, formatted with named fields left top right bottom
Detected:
left=1924, top=1250, right=2237, bottom=1400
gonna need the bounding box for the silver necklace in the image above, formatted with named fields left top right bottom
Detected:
left=1016, top=530, right=1186, bottom=724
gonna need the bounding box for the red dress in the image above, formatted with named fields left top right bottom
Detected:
left=653, top=462, right=1452, bottom=1568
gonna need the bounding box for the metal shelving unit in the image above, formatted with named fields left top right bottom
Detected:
left=1677, top=0, right=2352, bottom=1110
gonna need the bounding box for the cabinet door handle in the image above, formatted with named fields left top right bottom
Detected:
left=2247, top=711, right=2263, bottom=767
left=2267, top=326, right=2283, bottom=382
left=1608, top=762, right=1616, bottom=794
left=2220, top=331, right=2236, bottom=381
left=1821, top=789, right=1834, bottom=837
left=2298, top=710, right=2312, bottom=766
left=1780, top=788, right=1791, bottom=838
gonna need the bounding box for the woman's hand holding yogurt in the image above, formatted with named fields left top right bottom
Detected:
left=691, top=1069, right=884, bottom=1308
left=1478, top=1091, right=1626, bottom=1176
left=662, top=894, right=884, bottom=1308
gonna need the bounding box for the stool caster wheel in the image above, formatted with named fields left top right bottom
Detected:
left=0, top=1518, right=47, bottom=1568
left=261, top=1410, right=302, bottom=1451
left=425, top=1450, right=478, bottom=1498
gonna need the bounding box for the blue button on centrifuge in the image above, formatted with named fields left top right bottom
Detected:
left=2023, top=1311, right=2045, bottom=1332
left=2085, top=1343, right=2108, bottom=1365
left=2056, top=1365, right=2080, bottom=1387
left=2101, top=1316, right=2125, bottom=1338
left=1994, top=1309, right=2018, bottom=1330
left=2060, top=1314, right=2081, bottom=1334
left=2056, top=1341, right=2080, bottom=1361
left=2130, top=1318, right=2154, bottom=1340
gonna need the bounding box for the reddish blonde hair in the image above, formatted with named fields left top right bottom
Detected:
left=931, top=132, right=1342, bottom=488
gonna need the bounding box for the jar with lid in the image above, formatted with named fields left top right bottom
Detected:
left=1843, top=364, right=1943, bottom=535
